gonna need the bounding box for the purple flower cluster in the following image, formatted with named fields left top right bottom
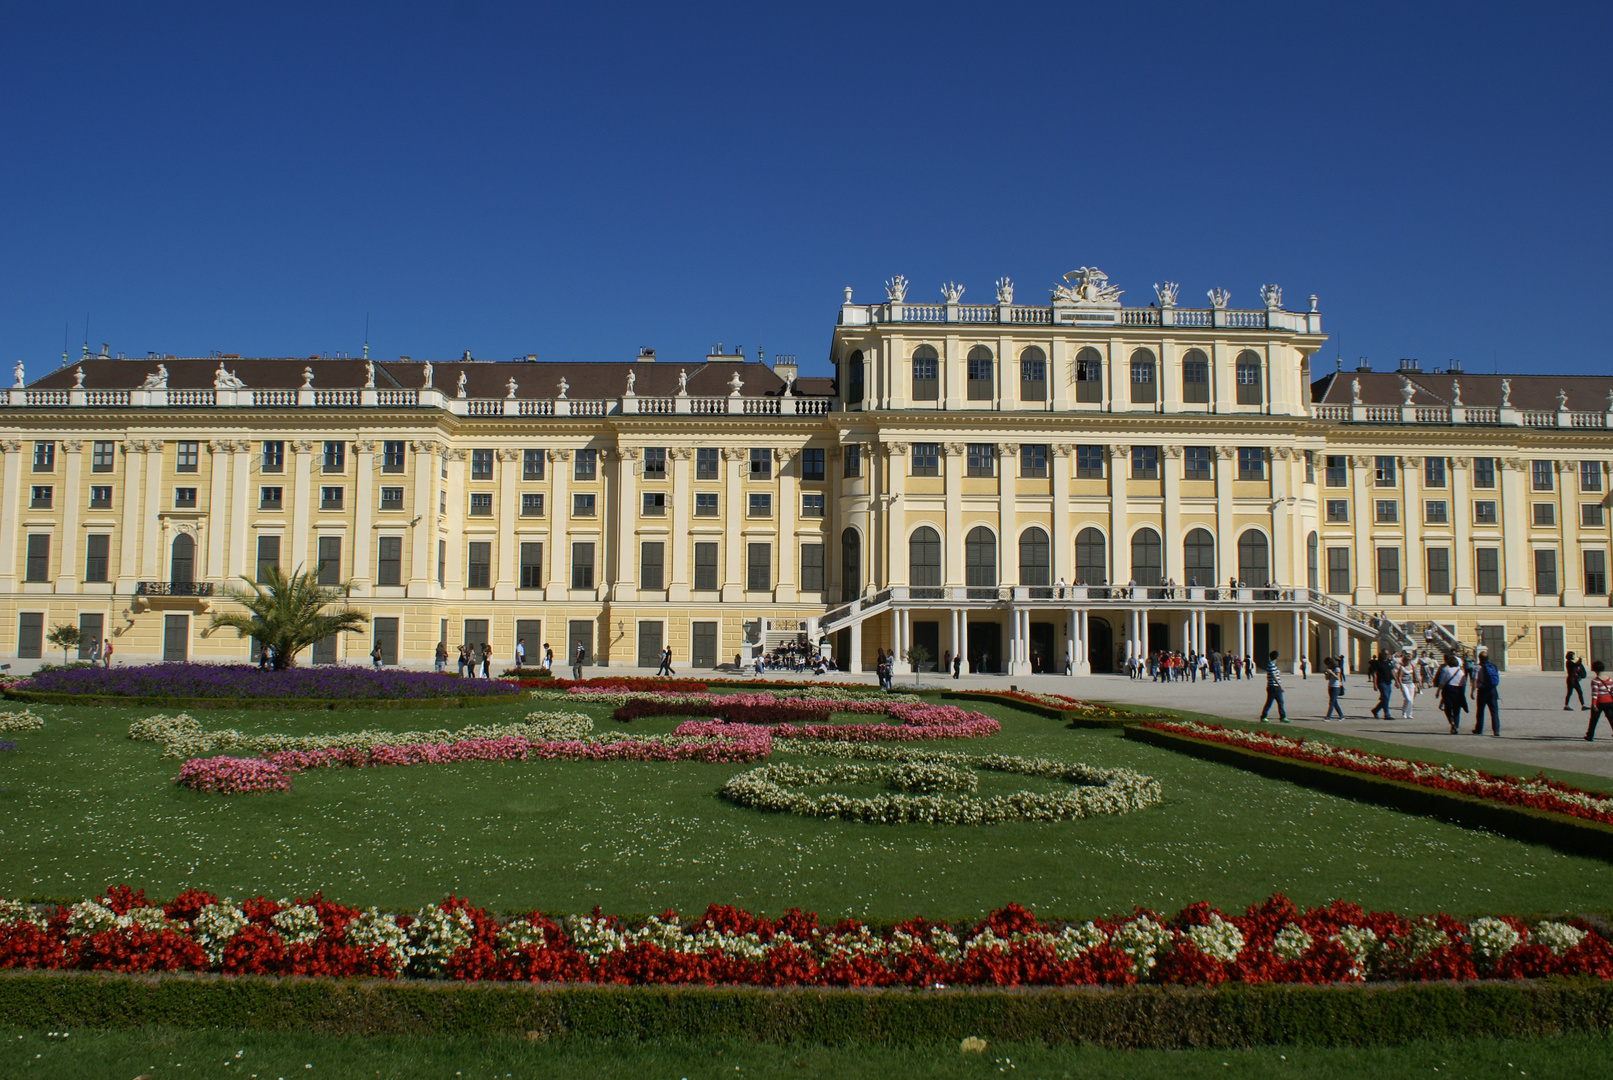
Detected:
left=19, top=663, right=520, bottom=701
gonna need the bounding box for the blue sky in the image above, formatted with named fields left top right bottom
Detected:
left=1, top=2, right=1607, bottom=380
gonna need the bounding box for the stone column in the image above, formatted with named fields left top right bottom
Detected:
left=1110, top=444, right=1129, bottom=586
left=0, top=442, right=22, bottom=590
left=141, top=440, right=165, bottom=580
left=229, top=443, right=251, bottom=582
left=998, top=443, right=1018, bottom=587
left=612, top=447, right=639, bottom=601
left=288, top=440, right=315, bottom=577
left=116, top=441, right=146, bottom=589
left=545, top=449, right=571, bottom=593
left=1350, top=454, right=1374, bottom=604
left=667, top=448, right=691, bottom=601
left=443, top=449, right=466, bottom=594
left=1501, top=457, right=1530, bottom=606
left=1403, top=456, right=1424, bottom=605
left=204, top=441, right=230, bottom=585
left=721, top=447, right=744, bottom=602
left=494, top=448, right=520, bottom=600
left=1215, top=446, right=1235, bottom=588
left=775, top=447, right=797, bottom=601
left=1561, top=460, right=1583, bottom=605
left=350, top=441, right=376, bottom=593
left=1051, top=445, right=1071, bottom=585
left=1162, top=446, right=1182, bottom=583
left=409, top=441, right=438, bottom=594
left=943, top=443, right=964, bottom=586
left=57, top=440, right=83, bottom=587
left=885, top=443, right=908, bottom=587
left=1452, top=456, right=1474, bottom=605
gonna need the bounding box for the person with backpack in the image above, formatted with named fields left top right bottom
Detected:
left=1368, top=649, right=1395, bottom=720
left=1471, top=646, right=1501, bottom=736
left=1324, top=659, right=1345, bottom=720
left=1565, top=651, right=1589, bottom=711
left=1586, top=660, right=1613, bottom=741
left=370, top=640, right=383, bottom=669
left=1257, top=649, right=1288, bottom=722
left=1435, top=651, right=1468, bottom=734
left=657, top=645, right=675, bottom=677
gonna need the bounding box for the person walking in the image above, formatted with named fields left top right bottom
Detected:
left=657, top=645, right=674, bottom=677
left=1396, top=651, right=1417, bottom=719
left=1324, top=659, right=1345, bottom=720
left=480, top=643, right=492, bottom=679
left=370, top=640, right=384, bottom=669
left=1471, top=646, right=1501, bottom=736
left=572, top=641, right=586, bottom=680
left=1586, top=660, right=1613, bottom=741
left=102, top=639, right=113, bottom=668
left=542, top=643, right=553, bottom=672
left=1565, top=651, right=1589, bottom=711
left=1435, top=652, right=1468, bottom=734
left=456, top=644, right=468, bottom=678
left=434, top=640, right=448, bottom=673
left=515, top=638, right=526, bottom=670
left=1369, top=650, right=1394, bottom=719
left=952, top=652, right=962, bottom=680
left=1258, top=649, right=1288, bottom=722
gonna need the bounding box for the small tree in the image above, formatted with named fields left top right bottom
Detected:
left=45, top=624, right=81, bottom=666
left=904, top=643, right=932, bottom=687
left=209, top=564, right=370, bottom=669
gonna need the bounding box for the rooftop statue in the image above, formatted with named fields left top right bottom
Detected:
left=213, top=362, right=245, bottom=390
left=506, top=376, right=518, bottom=399
left=676, top=368, right=688, bottom=395
left=557, top=377, right=569, bottom=400
left=1153, top=281, right=1179, bottom=307
left=422, top=360, right=433, bottom=389
left=1501, top=379, right=1512, bottom=407
left=456, top=370, right=467, bottom=399
left=1053, top=266, right=1122, bottom=305
left=1260, top=283, right=1283, bottom=309
left=12, top=361, right=24, bottom=389
left=140, top=364, right=168, bottom=390
left=1400, top=377, right=1416, bottom=405
left=1207, top=288, right=1231, bottom=310
left=364, top=358, right=375, bottom=389
left=625, top=369, right=636, bottom=396
left=884, top=275, right=908, bottom=303
left=1558, top=388, right=1569, bottom=412
left=1451, top=379, right=1463, bottom=407
left=994, top=277, right=1014, bottom=304
left=728, top=371, right=744, bottom=396
left=1350, top=377, right=1362, bottom=405
left=940, top=281, right=965, bottom=303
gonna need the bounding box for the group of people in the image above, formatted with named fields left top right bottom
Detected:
left=83, top=638, right=114, bottom=667
left=1336, top=647, right=1503, bottom=734
left=755, top=640, right=818, bottom=672
left=1131, top=650, right=1259, bottom=683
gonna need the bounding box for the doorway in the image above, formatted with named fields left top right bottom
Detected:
left=966, top=621, right=1002, bottom=673
left=691, top=621, right=718, bottom=668
left=1206, top=622, right=1221, bottom=653
left=162, top=614, right=188, bottom=662
left=1147, top=621, right=1169, bottom=655
left=567, top=619, right=595, bottom=668
left=1087, top=617, right=1115, bottom=673
left=77, top=613, right=104, bottom=660
left=912, top=620, right=940, bottom=671
left=1029, top=622, right=1057, bottom=673
left=372, top=617, right=399, bottom=666
left=312, top=635, right=337, bottom=665
left=637, top=621, right=664, bottom=669
left=1253, top=622, right=1271, bottom=663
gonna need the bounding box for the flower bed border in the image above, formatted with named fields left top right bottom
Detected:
left=1125, top=724, right=1613, bottom=863
left=4, top=970, right=1613, bottom=1047
left=940, top=690, right=1166, bottom=729
left=2, top=689, right=514, bottom=711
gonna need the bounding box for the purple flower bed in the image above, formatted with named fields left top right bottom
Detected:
left=18, top=664, right=521, bottom=701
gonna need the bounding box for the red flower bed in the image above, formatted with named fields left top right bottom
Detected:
left=505, top=676, right=713, bottom=692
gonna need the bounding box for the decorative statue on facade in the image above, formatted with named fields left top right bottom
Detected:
left=456, top=370, right=467, bottom=399
left=1260, top=283, right=1283, bottom=309
left=70, top=366, right=85, bottom=388
left=728, top=371, right=744, bottom=396
left=421, top=360, right=433, bottom=389
left=213, top=362, right=245, bottom=390
left=884, top=275, right=908, bottom=303
left=364, top=358, right=375, bottom=389
left=994, top=278, right=1014, bottom=304
left=1153, top=281, right=1179, bottom=307
left=140, top=365, right=169, bottom=390
left=557, top=376, right=569, bottom=399
left=506, top=376, right=518, bottom=399
left=11, top=361, right=23, bottom=389
left=301, top=366, right=315, bottom=389
left=1400, top=376, right=1416, bottom=406
left=1500, top=379, right=1512, bottom=407
left=1207, top=288, right=1231, bottom=310
left=1451, top=379, right=1463, bottom=407
left=940, top=281, right=965, bottom=303
left=676, top=368, right=688, bottom=395
left=624, top=369, right=636, bottom=396
left=1557, top=388, right=1569, bottom=412
left=1350, top=377, right=1362, bottom=405
left=1053, top=267, right=1122, bottom=305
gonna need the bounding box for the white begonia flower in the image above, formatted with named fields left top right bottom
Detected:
left=407, top=904, right=476, bottom=974
left=1466, top=917, right=1522, bottom=962
left=1271, top=924, right=1314, bottom=962
left=192, top=901, right=250, bottom=963
left=1531, top=921, right=1587, bottom=956
left=1329, top=925, right=1379, bottom=979
left=1399, top=920, right=1451, bottom=962
left=66, top=901, right=125, bottom=937
left=0, top=899, right=48, bottom=929
left=345, top=909, right=416, bottom=970
left=1111, top=916, right=1174, bottom=977
left=271, top=904, right=323, bottom=946
left=1183, top=914, right=1245, bottom=963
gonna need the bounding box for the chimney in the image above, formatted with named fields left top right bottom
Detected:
left=1397, top=358, right=1420, bottom=373
left=637, top=347, right=655, bottom=362
left=1447, top=358, right=1463, bottom=374
left=772, top=354, right=799, bottom=383
left=1355, top=358, right=1373, bottom=372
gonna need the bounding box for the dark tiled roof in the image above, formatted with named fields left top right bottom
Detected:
left=1311, top=371, right=1613, bottom=413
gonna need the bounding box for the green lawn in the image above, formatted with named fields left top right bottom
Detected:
left=7, top=1027, right=1610, bottom=1079
left=0, top=696, right=1609, bottom=920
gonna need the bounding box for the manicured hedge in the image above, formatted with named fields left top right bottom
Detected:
left=939, top=691, right=1152, bottom=730
left=1126, top=725, right=1613, bottom=863
left=3, top=971, right=1613, bottom=1047
left=1, top=689, right=513, bottom=712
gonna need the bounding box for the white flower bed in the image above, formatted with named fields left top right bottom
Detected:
left=0, top=709, right=43, bottom=731
left=129, top=710, right=595, bottom=758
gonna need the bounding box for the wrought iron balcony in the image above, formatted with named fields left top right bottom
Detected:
left=135, top=581, right=215, bottom=597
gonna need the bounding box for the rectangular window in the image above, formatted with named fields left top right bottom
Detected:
left=29, top=486, right=50, bottom=509
left=1130, top=357, right=1156, bottom=403
left=469, top=492, right=493, bottom=516
left=91, top=441, right=115, bottom=472
left=696, top=447, right=720, bottom=480
left=174, top=487, right=197, bottom=509
left=316, top=536, right=342, bottom=586
left=1131, top=445, right=1159, bottom=480
left=912, top=352, right=938, bottom=401
left=1425, top=500, right=1448, bottom=524
left=642, top=447, right=667, bottom=480
left=176, top=441, right=199, bottom=472
left=746, top=543, right=771, bottom=591
left=382, top=441, right=406, bottom=472
left=1325, top=499, right=1350, bottom=523
left=519, top=542, right=544, bottom=589
left=84, top=534, right=110, bottom=582
left=571, top=543, right=595, bottom=589
left=380, top=486, right=404, bottom=510
left=1474, top=500, right=1498, bottom=525
left=748, top=493, right=772, bottom=517
left=694, top=542, right=719, bottom=591
left=437, top=539, right=445, bottom=586
left=522, top=448, right=545, bottom=481
left=1326, top=547, right=1350, bottom=594
left=1374, top=500, right=1398, bottom=524
left=1424, top=457, right=1446, bottom=488
left=322, top=441, right=345, bottom=473
left=801, top=493, right=825, bottom=518
left=319, top=486, right=342, bottom=511
left=262, top=441, right=284, bottom=473
left=89, top=485, right=112, bottom=509
left=1020, top=444, right=1048, bottom=478
left=521, top=492, right=544, bottom=516
left=749, top=448, right=772, bottom=480
left=1542, top=626, right=1565, bottom=672
left=574, top=449, right=597, bottom=481
left=1076, top=445, right=1105, bottom=479
left=260, top=486, right=283, bottom=510
left=1587, top=550, right=1609, bottom=596
left=967, top=444, right=996, bottom=477
left=376, top=536, right=403, bottom=586
left=1532, top=460, right=1555, bottom=492
left=572, top=493, right=596, bottom=517
left=1585, top=503, right=1606, bottom=527
left=470, top=448, right=493, bottom=480
left=1426, top=546, right=1450, bottom=594
left=1475, top=547, right=1501, bottom=594
left=1235, top=358, right=1262, bottom=404
left=1582, top=461, right=1603, bottom=493
left=967, top=353, right=993, bottom=399
left=640, top=541, right=665, bottom=590
left=17, top=613, right=42, bottom=659
left=1305, top=450, right=1315, bottom=485
left=642, top=492, right=666, bottom=516
left=440, top=491, right=446, bottom=515
left=912, top=443, right=939, bottom=477
left=1473, top=457, right=1496, bottom=489
left=1374, top=456, right=1396, bottom=487
left=1324, top=455, right=1347, bottom=487
left=1376, top=547, right=1400, bottom=594
left=31, top=441, right=53, bottom=471
left=1238, top=447, right=1265, bottom=481
left=801, top=448, right=825, bottom=481
left=1535, top=548, right=1559, bottom=594
left=1183, top=446, right=1211, bottom=481
left=1533, top=502, right=1556, bottom=527
left=801, top=543, right=824, bottom=591
left=694, top=492, right=718, bottom=516
left=843, top=445, right=861, bottom=478
left=256, top=535, right=280, bottom=582
left=1075, top=352, right=1103, bottom=402
left=466, top=541, right=491, bottom=589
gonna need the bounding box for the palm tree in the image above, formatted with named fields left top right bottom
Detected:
left=209, top=564, right=370, bottom=670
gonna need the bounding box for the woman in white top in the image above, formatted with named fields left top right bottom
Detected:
left=1395, top=651, right=1417, bottom=719
left=1435, top=652, right=1468, bottom=734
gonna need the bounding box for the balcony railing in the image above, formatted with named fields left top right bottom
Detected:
left=135, top=581, right=215, bottom=597
left=1314, top=402, right=1612, bottom=428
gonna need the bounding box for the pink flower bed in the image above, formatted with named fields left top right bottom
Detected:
left=173, top=756, right=289, bottom=794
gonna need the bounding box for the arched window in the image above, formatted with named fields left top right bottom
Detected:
left=1075, top=347, right=1103, bottom=403
left=1238, top=529, right=1270, bottom=587
left=1130, top=348, right=1157, bottom=404
left=966, top=346, right=993, bottom=400
left=1307, top=531, right=1319, bottom=591
left=910, top=526, right=942, bottom=588
left=1183, top=528, right=1215, bottom=585
left=1235, top=350, right=1262, bottom=405
left=1018, top=527, right=1050, bottom=586
left=1075, top=528, right=1107, bottom=585
left=1130, top=527, right=1163, bottom=586
left=1019, top=347, right=1047, bottom=402
left=911, top=345, right=939, bottom=401
left=170, top=533, right=195, bottom=585
left=965, top=526, right=997, bottom=587
left=1181, top=348, right=1210, bottom=404
left=845, top=350, right=864, bottom=405
left=840, top=528, right=861, bottom=602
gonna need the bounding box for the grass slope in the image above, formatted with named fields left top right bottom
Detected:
left=1, top=698, right=1609, bottom=919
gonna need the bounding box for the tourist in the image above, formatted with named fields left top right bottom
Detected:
left=515, top=638, right=526, bottom=669
left=1565, top=651, right=1588, bottom=711
left=1395, top=650, right=1416, bottom=719
left=480, top=643, right=492, bottom=679
left=1056, top=576, right=1066, bottom=599
left=1257, top=649, right=1287, bottom=722
left=941, top=648, right=951, bottom=673
left=1324, top=659, right=1345, bottom=720
left=102, top=639, right=113, bottom=668
left=657, top=645, right=674, bottom=677
left=1298, top=655, right=1307, bottom=680
left=542, top=643, right=553, bottom=672
left=1435, top=652, right=1468, bottom=734
left=1369, top=650, right=1394, bottom=720
left=434, top=640, right=448, bottom=673
left=952, top=653, right=962, bottom=680
left=1471, top=646, right=1501, bottom=736
left=370, top=640, right=383, bottom=669
left=456, top=644, right=468, bottom=678
left=1586, top=660, right=1613, bottom=741
left=572, top=642, right=586, bottom=679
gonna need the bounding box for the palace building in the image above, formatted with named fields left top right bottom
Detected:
left=2, top=267, right=1610, bottom=674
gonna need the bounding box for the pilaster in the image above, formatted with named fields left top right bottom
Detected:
left=1162, top=446, right=1182, bottom=583
left=1452, top=457, right=1475, bottom=605
left=289, top=440, right=314, bottom=577
left=885, top=443, right=908, bottom=586
left=0, top=442, right=22, bottom=590
left=350, top=441, right=375, bottom=593
left=667, top=449, right=691, bottom=601
left=117, top=442, right=145, bottom=590
left=141, top=440, right=165, bottom=580
left=1403, top=455, right=1425, bottom=604
left=998, top=443, right=1018, bottom=586
left=1214, top=446, right=1234, bottom=589
left=944, top=443, right=964, bottom=585
left=56, top=441, right=83, bottom=587
left=205, top=441, right=231, bottom=585
left=408, top=441, right=437, bottom=594
left=229, top=444, right=250, bottom=583
left=1350, top=454, right=1375, bottom=605
left=1501, top=457, right=1529, bottom=605
left=612, top=447, right=638, bottom=600
left=1111, top=444, right=1130, bottom=585
left=776, top=447, right=797, bottom=600
left=1051, top=445, right=1071, bottom=584
left=721, top=447, right=744, bottom=602
left=1561, top=459, right=1583, bottom=605
left=545, top=449, right=571, bottom=593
